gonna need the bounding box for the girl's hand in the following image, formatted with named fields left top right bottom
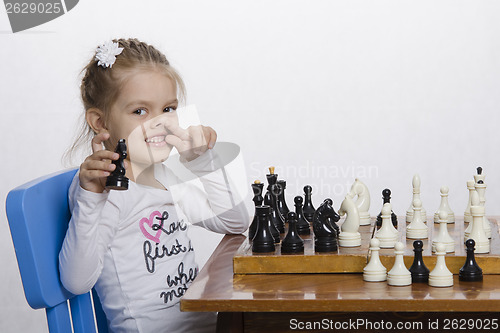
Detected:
left=79, top=133, right=121, bottom=193
left=164, top=125, right=217, bottom=162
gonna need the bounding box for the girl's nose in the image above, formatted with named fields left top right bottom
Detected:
left=149, top=115, right=164, bottom=128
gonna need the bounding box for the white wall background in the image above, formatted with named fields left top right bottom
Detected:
left=1, top=0, right=500, bottom=331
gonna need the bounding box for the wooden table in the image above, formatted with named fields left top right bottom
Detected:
left=181, top=233, right=500, bottom=332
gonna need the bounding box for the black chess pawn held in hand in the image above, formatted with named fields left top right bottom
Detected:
left=106, top=139, right=129, bottom=191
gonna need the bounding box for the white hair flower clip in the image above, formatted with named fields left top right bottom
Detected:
left=95, top=41, right=124, bottom=68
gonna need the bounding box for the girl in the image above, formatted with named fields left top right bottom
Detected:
left=59, top=38, right=249, bottom=333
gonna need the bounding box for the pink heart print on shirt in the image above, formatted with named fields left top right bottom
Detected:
left=139, top=211, right=163, bottom=243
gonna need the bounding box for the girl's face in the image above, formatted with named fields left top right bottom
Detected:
left=106, top=69, right=179, bottom=169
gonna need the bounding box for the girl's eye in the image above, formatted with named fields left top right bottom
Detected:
left=163, top=106, right=176, bottom=113
left=133, top=108, right=147, bottom=116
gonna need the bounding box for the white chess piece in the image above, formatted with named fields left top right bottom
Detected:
left=434, top=186, right=455, bottom=223
left=466, top=191, right=490, bottom=254
left=375, top=203, right=398, bottom=248
left=363, top=238, right=387, bottom=282
left=387, top=242, right=412, bottom=286
left=432, top=211, right=455, bottom=253
left=347, top=178, right=371, bottom=226
left=464, top=180, right=475, bottom=224
left=338, top=195, right=362, bottom=247
left=406, top=174, right=427, bottom=222
left=428, top=243, right=453, bottom=287
left=406, top=199, right=428, bottom=239
left=474, top=181, right=491, bottom=239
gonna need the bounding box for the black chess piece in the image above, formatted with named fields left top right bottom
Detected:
left=376, top=189, right=397, bottom=227
left=249, top=181, right=264, bottom=241
left=281, top=212, right=305, bottom=254
left=269, top=184, right=286, bottom=233
left=312, top=199, right=338, bottom=252
left=323, top=198, right=340, bottom=235
left=409, top=240, right=430, bottom=283
left=303, top=185, right=316, bottom=223
left=276, top=179, right=290, bottom=219
left=459, top=239, right=483, bottom=282
left=264, top=166, right=278, bottom=203
left=294, top=196, right=311, bottom=235
left=261, top=202, right=280, bottom=243
left=252, top=205, right=276, bottom=253
left=477, top=167, right=484, bottom=184
left=105, top=139, right=129, bottom=190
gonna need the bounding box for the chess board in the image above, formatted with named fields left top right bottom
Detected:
left=233, top=217, right=500, bottom=274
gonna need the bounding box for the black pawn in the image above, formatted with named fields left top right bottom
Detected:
left=459, top=239, right=483, bottom=282
left=312, top=200, right=338, bottom=252
left=409, top=240, right=430, bottom=283
left=252, top=205, right=276, bottom=253
left=105, top=139, right=129, bottom=190
left=276, top=180, right=290, bottom=219
left=249, top=181, right=264, bottom=241
left=323, top=198, right=340, bottom=235
left=294, top=196, right=311, bottom=235
left=303, top=185, right=316, bottom=223
left=281, top=212, right=304, bottom=254
left=376, top=188, right=397, bottom=227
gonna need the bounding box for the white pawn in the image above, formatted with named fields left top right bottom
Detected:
left=428, top=243, right=453, bottom=287
left=363, top=238, right=387, bottom=282
left=387, top=242, right=412, bottom=286
left=338, top=195, right=362, bottom=247
left=375, top=203, right=398, bottom=248
left=466, top=191, right=490, bottom=253
left=475, top=181, right=491, bottom=239
left=434, top=186, right=455, bottom=223
left=347, top=178, right=371, bottom=226
left=432, top=211, right=455, bottom=253
left=406, top=174, right=427, bottom=222
left=406, top=199, right=428, bottom=239
left=464, top=180, right=475, bottom=224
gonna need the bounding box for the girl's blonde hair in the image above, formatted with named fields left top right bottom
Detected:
left=65, top=38, right=185, bottom=164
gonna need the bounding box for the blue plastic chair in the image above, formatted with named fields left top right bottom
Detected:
left=6, top=169, right=108, bottom=333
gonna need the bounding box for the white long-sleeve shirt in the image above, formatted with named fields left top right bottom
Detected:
left=59, top=150, right=249, bottom=333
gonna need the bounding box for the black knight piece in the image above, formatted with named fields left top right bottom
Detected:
left=294, top=196, right=311, bottom=235
left=312, top=199, right=338, bottom=252
left=281, top=212, right=305, bottom=254
left=459, top=239, right=483, bottom=282
left=323, top=198, right=340, bottom=235
left=252, top=205, right=276, bottom=253
left=106, top=139, right=129, bottom=190
left=249, top=180, right=264, bottom=241
left=409, top=240, right=430, bottom=283
left=303, top=185, right=316, bottom=223
left=376, top=189, right=397, bottom=227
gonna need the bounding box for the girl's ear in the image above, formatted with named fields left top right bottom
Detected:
left=86, top=108, right=108, bottom=134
